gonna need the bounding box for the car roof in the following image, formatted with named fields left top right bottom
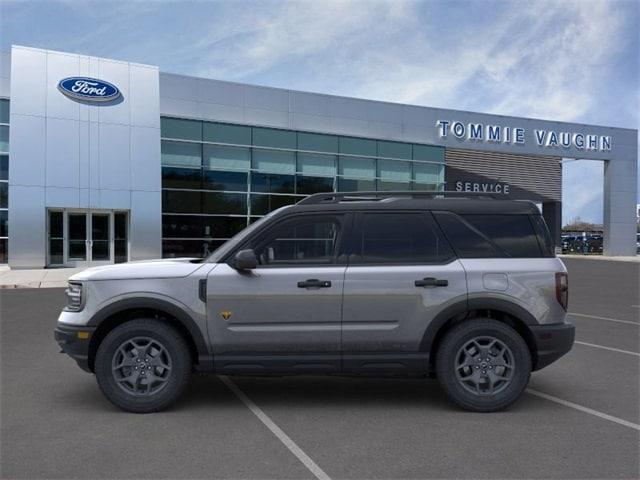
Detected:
left=280, top=192, right=541, bottom=216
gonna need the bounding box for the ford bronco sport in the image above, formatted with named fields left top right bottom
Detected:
left=55, top=191, right=574, bottom=413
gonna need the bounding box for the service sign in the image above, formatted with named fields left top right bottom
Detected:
left=58, top=77, right=121, bottom=102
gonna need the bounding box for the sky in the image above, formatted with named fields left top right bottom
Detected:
left=1, top=0, right=638, bottom=224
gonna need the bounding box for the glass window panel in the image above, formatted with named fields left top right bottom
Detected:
left=297, top=132, right=338, bottom=153
left=338, top=156, right=375, bottom=179
left=162, top=190, right=202, bottom=213
left=378, top=159, right=411, bottom=182
left=162, top=215, right=246, bottom=238
left=0, top=182, right=6, bottom=208
left=0, top=210, right=7, bottom=237
left=68, top=214, right=87, bottom=260
left=202, top=170, right=248, bottom=191
left=378, top=141, right=411, bottom=160
left=203, top=122, right=251, bottom=145
left=48, top=211, right=63, bottom=238
left=0, top=155, right=7, bottom=180
left=161, top=140, right=201, bottom=167
left=433, top=212, right=499, bottom=258
left=377, top=181, right=411, bottom=191
left=462, top=214, right=543, bottom=258
left=355, top=213, right=454, bottom=264
left=252, top=216, right=340, bottom=265
left=0, top=126, right=8, bottom=153
left=0, top=99, right=9, bottom=124
left=413, top=163, right=443, bottom=184
left=296, top=176, right=334, bottom=195
left=162, top=167, right=202, bottom=189
left=203, top=144, right=250, bottom=171
left=411, top=182, right=439, bottom=191
left=49, top=239, right=63, bottom=265
left=162, top=239, right=223, bottom=259
left=202, top=192, right=247, bottom=215
left=413, top=144, right=445, bottom=163
left=337, top=178, right=376, bottom=192
left=297, top=153, right=336, bottom=176
left=251, top=172, right=295, bottom=194
left=0, top=238, right=6, bottom=263
left=339, top=137, right=376, bottom=156
left=252, top=149, right=295, bottom=174
left=161, top=117, right=202, bottom=141
left=250, top=194, right=298, bottom=215
left=252, top=127, right=296, bottom=149
left=114, top=213, right=128, bottom=263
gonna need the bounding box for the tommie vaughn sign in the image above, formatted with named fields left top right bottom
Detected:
left=58, top=77, right=121, bottom=102
left=436, top=120, right=612, bottom=152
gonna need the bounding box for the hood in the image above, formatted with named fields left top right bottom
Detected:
left=69, top=258, right=205, bottom=281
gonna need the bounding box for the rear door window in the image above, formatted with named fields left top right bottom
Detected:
left=352, top=212, right=454, bottom=264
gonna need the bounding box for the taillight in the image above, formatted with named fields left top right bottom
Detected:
left=555, top=272, right=568, bottom=310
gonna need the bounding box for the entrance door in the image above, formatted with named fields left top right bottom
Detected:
left=47, top=210, right=129, bottom=267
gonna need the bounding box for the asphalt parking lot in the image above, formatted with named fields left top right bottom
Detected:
left=1, top=257, right=638, bottom=479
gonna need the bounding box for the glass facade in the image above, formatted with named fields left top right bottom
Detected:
left=160, top=117, right=445, bottom=258
left=0, top=99, right=8, bottom=263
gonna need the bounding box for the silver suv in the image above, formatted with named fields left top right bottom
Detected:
left=55, top=192, right=574, bottom=413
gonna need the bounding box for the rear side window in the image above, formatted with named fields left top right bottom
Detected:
left=530, top=215, right=555, bottom=257
left=462, top=214, right=543, bottom=258
left=353, top=212, right=454, bottom=264
left=435, top=211, right=546, bottom=258
left=433, top=212, right=499, bottom=258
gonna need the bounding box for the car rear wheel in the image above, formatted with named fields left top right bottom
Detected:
left=436, top=318, right=531, bottom=412
left=95, top=319, right=191, bottom=413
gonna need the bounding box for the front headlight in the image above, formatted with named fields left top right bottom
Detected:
left=64, top=282, right=84, bottom=312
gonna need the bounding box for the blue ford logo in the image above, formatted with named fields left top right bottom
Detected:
left=58, top=77, right=121, bottom=102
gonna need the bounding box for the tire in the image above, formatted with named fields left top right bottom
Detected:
left=435, top=318, right=531, bottom=412
left=95, top=319, right=192, bottom=413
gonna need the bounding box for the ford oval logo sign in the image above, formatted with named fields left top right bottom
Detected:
left=57, top=77, right=121, bottom=102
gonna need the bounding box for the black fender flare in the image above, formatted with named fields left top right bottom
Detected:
left=88, top=297, right=212, bottom=370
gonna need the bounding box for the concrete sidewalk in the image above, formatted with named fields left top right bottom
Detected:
left=558, top=254, right=639, bottom=263
left=0, top=267, right=86, bottom=289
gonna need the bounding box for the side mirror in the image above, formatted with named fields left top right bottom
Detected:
left=231, top=249, right=258, bottom=271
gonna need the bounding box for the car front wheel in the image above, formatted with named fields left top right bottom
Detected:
left=95, top=319, right=191, bottom=413
left=436, top=318, right=531, bottom=412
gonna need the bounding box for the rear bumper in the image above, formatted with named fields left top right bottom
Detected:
left=54, top=324, right=96, bottom=373
left=530, top=322, right=575, bottom=371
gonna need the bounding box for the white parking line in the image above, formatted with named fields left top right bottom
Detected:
left=219, top=375, right=331, bottom=480
left=569, top=312, right=639, bottom=326
left=526, top=389, right=640, bottom=431
left=574, top=340, right=639, bottom=357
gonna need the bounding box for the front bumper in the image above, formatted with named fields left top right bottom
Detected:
left=530, top=322, right=575, bottom=371
left=54, top=324, right=96, bottom=373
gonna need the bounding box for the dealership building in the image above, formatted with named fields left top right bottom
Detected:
left=0, top=45, right=637, bottom=268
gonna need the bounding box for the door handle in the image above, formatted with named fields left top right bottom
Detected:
left=415, top=277, right=448, bottom=287
left=297, top=279, right=332, bottom=289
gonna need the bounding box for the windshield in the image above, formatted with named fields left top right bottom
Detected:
left=200, top=207, right=288, bottom=263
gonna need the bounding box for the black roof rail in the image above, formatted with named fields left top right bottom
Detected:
left=296, top=190, right=498, bottom=206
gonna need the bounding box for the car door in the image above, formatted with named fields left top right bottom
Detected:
left=341, top=211, right=467, bottom=374
left=206, top=213, right=349, bottom=374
